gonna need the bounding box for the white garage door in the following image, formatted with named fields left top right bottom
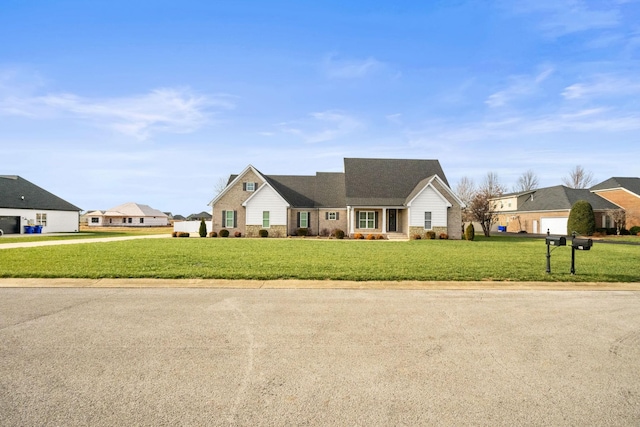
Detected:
left=540, top=217, right=568, bottom=235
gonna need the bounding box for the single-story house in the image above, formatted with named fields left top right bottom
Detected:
left=209, top=158, right=465, bottom=239
left=590, top=177, right=640, bottom=229
left=85, top=202, right=169, bottom=227
left=187, top=211, right=212, bottom=221
left=0, top=175, right=81, bottom=234
left=491, top=185, right=619, bottom=235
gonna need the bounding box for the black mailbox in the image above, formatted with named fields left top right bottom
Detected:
left=546, top=236, right=566, bottom=246
left=572, top=238, right=592, bottom=251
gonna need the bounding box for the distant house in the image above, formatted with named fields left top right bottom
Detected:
left=187, top=211, right=212, bottom=221
left=172, top=214, right=186, bottom=221
left=491, top=185, right=619, bottom=235
left=590, top=177, right=640, bottom=229
left=209, top=158, right=464, bottom=239
left=85, top=202, right=169, bottom=227
left=0, top=175, right=81, bottom=234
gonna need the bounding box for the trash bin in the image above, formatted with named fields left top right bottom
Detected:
left=24, top=226, right=34, bottom=234
left=498, top=226, right=506, bottom=232
left=34, top=225, right=43, bottom=233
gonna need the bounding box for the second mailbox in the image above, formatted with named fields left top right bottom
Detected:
left=572, top=238, right=593, bottom=250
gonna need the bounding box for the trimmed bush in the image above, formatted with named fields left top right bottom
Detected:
left=439, top=233, right=449, bottom=240
left=208, top=231, right=217, bottom=238
left=332, top=229, right=345, bottom=239
left=297, top=228, right=309, bottom=237
left=234, top=231, right=242, bottom=238
left=567, top=200, right=596, bottom=236
left=376, top=234, right=385, bottom=240
left=366, top=234, right=375, bottom=240
left=219, top=229, right=229, bottom=237
left=425, top=231, right=436, bottom=240
left=259, top=229, right=269, bottom=238
left=199, top=219, right=207, bottom=237
left=177, top=232, right=190, bottom=238
left=412, top=234, right=422, bottom=240
left=353, top=233, right=364, bottom=239
left=465, top=223, right=475, bottom=241
left=630, top=226, right=640, bottom=236
left=172, top=231, right=178, bottom=237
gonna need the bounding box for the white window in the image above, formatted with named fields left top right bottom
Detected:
left=328, top=212, right=336, bottom=220
left=245, top=182, right=255, bottom=191
left=263, top=211, right=270, bottom=228
left=424, top=212, right=432, bottom=230
left=36, top=213, right=47, bottom=226
left=358, top=211, right=375, bottom=229
left=299, top=212, right=308, bottom=228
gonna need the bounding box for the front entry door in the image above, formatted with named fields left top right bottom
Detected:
left=388, top=209, right=397, bottom=232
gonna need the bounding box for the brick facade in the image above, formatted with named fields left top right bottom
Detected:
left=594, top=189, right=640, bottom=228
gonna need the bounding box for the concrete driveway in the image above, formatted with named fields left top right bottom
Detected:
left=1, top=288, right=639, bottom=426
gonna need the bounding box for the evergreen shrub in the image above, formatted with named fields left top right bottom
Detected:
left=567, top=200, right=596, bottom=236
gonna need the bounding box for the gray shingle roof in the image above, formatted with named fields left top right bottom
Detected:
left=0, top=175, right=81, bottom=211
left=591, top=177, right=640, bottom=196
left=344, top=158, right=448, bottom=206
left=518, top=185, right=619, bottom=211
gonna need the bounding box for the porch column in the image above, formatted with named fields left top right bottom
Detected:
left=348, top=206, right=354, bottom=235
left=382, top=208, right=387, bottom=234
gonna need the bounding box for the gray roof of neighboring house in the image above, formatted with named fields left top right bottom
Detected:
left=0, top=175, right=81, bottom=211
left=188, top=211, right=212, bottom=220
left=591, top=177, right=640, bottom=196
left=344, top=158, right=448, bottom=206
left=518, top=185, right=619, bottom=212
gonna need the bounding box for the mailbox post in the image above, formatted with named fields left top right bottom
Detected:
left=545, top=229, right=566, bottom=274
left=570, top=231, right=593, bottom=275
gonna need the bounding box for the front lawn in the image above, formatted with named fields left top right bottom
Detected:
left=1, top=236, right=638, bottom=282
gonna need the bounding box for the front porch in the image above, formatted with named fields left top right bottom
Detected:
left=346, top=207, right=407, bottom=237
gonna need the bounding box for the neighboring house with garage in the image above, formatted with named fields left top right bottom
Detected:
left=85, top=202, right=169, bottom=227
left=590, top=177, right=640, bottom=229
left=0, top=175, right=81, bottom=234
left=209, top=158, right=465, bottom=239
left=491, top=185, right=619, bottom=235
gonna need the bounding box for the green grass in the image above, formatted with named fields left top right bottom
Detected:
left=0, top=236, right=638, bottom=282
left=0, top=227, right=171, bottom=243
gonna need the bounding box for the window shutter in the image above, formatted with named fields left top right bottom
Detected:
left=375, top=212, right=379, bottom=229
left=297, top=212, right=300, bottom=228
left=233, top=211, right=237, bottom=228
left=243, top=183, right=247, bottom=191
left=325, top=212, right=328, bottom=220
left=222, top=210, right=226, bottom=228
left=336, top=212, right=339, bottom=220
left=254, top=182, right=258, bottom=190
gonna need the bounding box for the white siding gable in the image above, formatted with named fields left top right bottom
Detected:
left=408, top=185, right=450, bottom=227
left=245, top=185, right=288, bottom=226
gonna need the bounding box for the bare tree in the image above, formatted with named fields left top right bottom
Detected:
left=562, top=165, right=594, bottom=189
left=214, top=176, right=230, bottom=196
left=513, top=169, right=539, bottom=192
left=468, top=172, right=506, bottom=237
left=455, top=176, right=475, bottom=222
left=605, top=208, right=626, bottom=235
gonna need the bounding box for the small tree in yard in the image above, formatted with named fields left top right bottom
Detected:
left=199, top=218, right=207, bottom=237
left=468, top=172, right=506, bottom=237
left=464, top=223, right=475, bottom=241
left=605, top=208, right=626, bottom=235
left=567, top=200, right=596, bottom=236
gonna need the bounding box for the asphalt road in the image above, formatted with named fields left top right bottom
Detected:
left=1, top=288, right=639, bottom=426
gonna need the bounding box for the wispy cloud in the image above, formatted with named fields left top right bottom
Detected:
left=485, top=66, right=554, bottom=108
left=504, top=0, right=621, bottom=37
left=322, top=54, right=383, bottom=79
left=278, top=110, right=362, bottom=143
left=0, top=79, right=234, bottom=140
left=562, top=74, right=640, bottom=99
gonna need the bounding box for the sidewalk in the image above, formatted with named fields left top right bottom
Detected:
left=1, top=277, right=639, bottom=290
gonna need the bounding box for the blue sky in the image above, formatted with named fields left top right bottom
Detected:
left=1, top=0, right=639, bottom=216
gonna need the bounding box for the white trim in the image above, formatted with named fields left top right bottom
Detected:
left=406, top=175, right=459, bottom=207
left=242, top=182, right=290, bottom=207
